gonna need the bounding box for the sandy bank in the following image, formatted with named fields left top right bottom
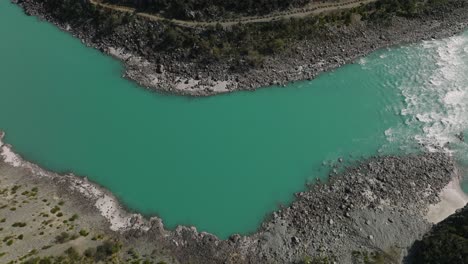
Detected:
left=426, top=172, right=468, bottom=224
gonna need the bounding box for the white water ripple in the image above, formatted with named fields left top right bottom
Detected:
left=396, top=32, right=468, bottom=153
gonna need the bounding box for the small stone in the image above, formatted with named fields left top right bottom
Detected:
left=368, top=235, right=374, bottom=240
left=156, top=64, right=164, bottom=74
left=229, top=234, right=241, bottom=243
left=291, top=236, right=300, bottom=244
left=329, top=219, right=334, bottom=225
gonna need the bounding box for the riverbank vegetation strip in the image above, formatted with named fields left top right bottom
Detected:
left=33, top=0, right=457, bottom=68
left=90, top=0, right=378, bottom=27
left=14, top=0, right=465, bottom=96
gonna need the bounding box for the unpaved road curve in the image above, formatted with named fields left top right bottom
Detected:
left=89, top=0, right=376, bottom=28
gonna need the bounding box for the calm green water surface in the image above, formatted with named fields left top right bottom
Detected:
left=1, top=2, right=467, bottom=238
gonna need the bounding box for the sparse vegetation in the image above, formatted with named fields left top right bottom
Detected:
left=65, top=247, right=81, bottom=261
left=24, top=240, right=124, bottom=263
left=3, top=235, right=14, bottom=242
left=37, top=0, right=454, bottom=71
left=79, top=229, right=89, bottom=237
left=128, top=248, right=139, bottom=259
left=55, top=232, right=71, bottom=244
left=94, top=240, right=122, bottom=261
left=40, top=212, right=49, bottom=218
left=351, top=249, right=400, bottom=264
left=300, top=255, right=337, bottom=264
left=12, top=222, right=27, bottom=227
left=91, top=234, right=104, bottom=241
left=106, top=0, right=312, bottom=20
left=11, top=185, right=21, bottom=194
left=50, top=206, right=60, bottom=214
left=69, top=214, right=78, bottom=222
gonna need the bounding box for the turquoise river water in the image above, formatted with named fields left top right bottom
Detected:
left=0, top=1, right=467, bottom=238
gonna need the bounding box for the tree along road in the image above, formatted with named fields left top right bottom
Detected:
left=89, top=0, right=377, bottom=28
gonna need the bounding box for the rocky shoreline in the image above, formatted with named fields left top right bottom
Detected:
left=12, top=0, right=468, bottom=96
left=1, top=131, right=467, bottom=263
left=3, top=1, right=468, bottom=262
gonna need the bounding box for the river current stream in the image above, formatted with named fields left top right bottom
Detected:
left=0, top=1, right=467, bottom=238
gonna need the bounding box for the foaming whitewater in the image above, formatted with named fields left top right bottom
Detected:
left=391, top=32, right=468, bottom=154
left=382, top=31, right=468, bottom=192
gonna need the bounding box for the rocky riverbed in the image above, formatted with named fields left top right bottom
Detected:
left=12, top=0, right=468, bottom=96
left=1, top=131, right=466, bottom=263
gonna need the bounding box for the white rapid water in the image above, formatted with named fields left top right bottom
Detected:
left=386, top=30, right=468, bottom=197
left=394, top=31, right=468, bottom=213
left=399, top=32, right=468, bottom=153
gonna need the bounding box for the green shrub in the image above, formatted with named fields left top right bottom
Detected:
left=50, top=206, right=60, bottom=214
left=55, top=232, right=70, bottom=244
left=79, top=229, right=89, bottom=237
left=12, top=222, right=27, bottom=227
left=11, top=185, right=21, bottom=194
left=94, top=240, right=121, bottom=261
left=65, top=247, right=81, bottom=261
left=84, top=247, right=96, bottom=258
left=69, top=214, right=78, bottom=221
